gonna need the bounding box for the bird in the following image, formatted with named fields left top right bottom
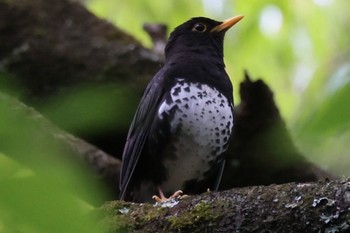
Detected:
left=119, top=15, right=243, bottom=203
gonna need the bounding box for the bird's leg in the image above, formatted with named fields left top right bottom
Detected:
left=152, top=187, right=183, bottom=202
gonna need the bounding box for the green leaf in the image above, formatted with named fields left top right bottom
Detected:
left=297, top=83, right=350, bottom=139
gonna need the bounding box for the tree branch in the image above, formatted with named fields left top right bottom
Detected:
left=97, top=179, right=350, bottom=232
left=0, top=0, right=161, bottom=99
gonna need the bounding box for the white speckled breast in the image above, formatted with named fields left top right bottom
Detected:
left=158, top=79, right=233, bottom=191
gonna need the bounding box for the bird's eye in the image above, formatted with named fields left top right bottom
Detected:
left=192, top=23, right=207, bottom=33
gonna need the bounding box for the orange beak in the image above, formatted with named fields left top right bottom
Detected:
left=211, top=15, right=244, bottom=33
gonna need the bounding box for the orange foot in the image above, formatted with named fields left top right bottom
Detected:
left=152, top=187, right=183, bottom=202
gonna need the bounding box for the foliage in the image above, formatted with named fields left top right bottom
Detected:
left=0, top=89, right=106, bottom=233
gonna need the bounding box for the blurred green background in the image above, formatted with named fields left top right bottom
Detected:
left=0, top=94, right=106, bottom=233
left=86, top=0, right=350, bottom=175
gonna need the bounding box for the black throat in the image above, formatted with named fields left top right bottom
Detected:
left=163, top=49, right=232, bottom=103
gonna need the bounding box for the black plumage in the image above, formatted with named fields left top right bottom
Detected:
left=120, top=16, right=243, bottom=202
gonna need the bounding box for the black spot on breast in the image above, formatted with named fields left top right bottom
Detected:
left=184, top=103, right=189, bottom=109
left=191, top=95, right=196, bottom=100
left=184, top=86, right=190, bottom=92
left=165, top=96, right=173, bottom=105
left=173, top=86, right=181, bottom=96
left=215, top=132, right=220, bottom=136
left=222, top=129, right=226, bottom=134
left=197, top=92, right=203, bottom=99
left=215, top=139, right=220, bottom=144
left=182, top=97, right=189, bottom=101
left=226, top=121, right=232, bottom=130
left=169, top=104, right=179, bottom=112
left=205, top=100, right=212, bottom=105
left=175, top=99, right=181, bottom=104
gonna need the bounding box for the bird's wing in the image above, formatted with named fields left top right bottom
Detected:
left=119, top=70, right=166, bottom=199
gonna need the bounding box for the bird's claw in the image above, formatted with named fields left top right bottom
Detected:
left=152, top=190, right=183, bottom=202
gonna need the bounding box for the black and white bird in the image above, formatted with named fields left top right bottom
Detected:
left=120, top=15, right=243, bottom=202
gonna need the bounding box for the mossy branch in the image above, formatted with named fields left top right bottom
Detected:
left=97, top=179, right=350, bottom=233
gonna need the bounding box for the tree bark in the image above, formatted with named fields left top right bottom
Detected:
left=97, top=179, right=350, bottom=233
left=0, top=0, right=160, bottom=99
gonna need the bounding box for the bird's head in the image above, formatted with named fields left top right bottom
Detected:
left=165, top=16, right=244, bottom=61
